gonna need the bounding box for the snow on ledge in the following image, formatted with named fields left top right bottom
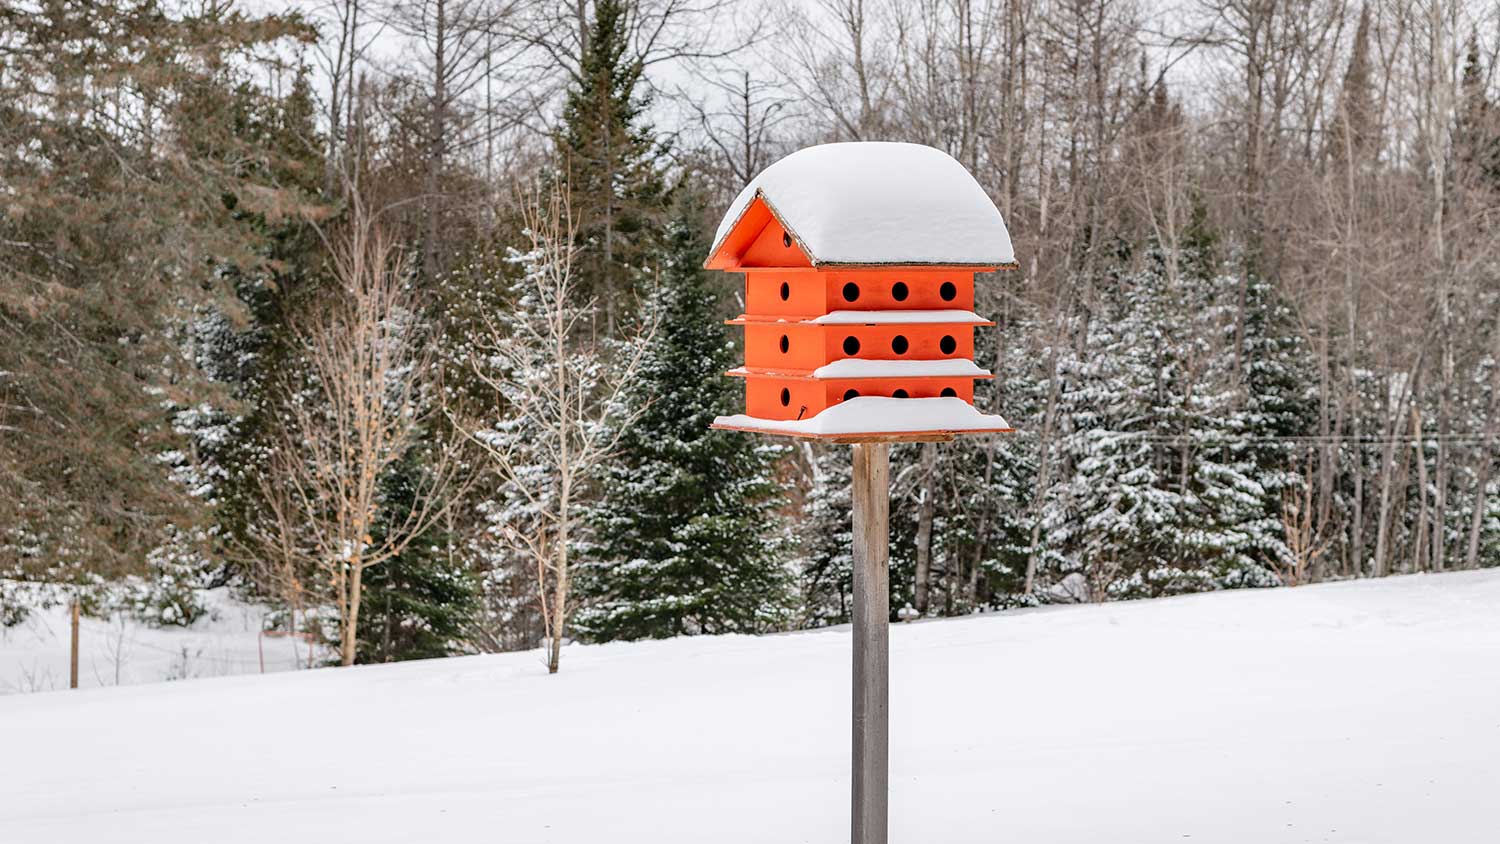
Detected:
left=810, top=358, right=990, bottom=379
left=810, top=309, right=989, bottom=325
left=713, top=397, right=1011, bottom=437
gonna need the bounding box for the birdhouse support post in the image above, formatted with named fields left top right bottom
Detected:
left=851, top=441, right=890, bottom=844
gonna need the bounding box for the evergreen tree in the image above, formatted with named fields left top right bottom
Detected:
left=1221, top=268, right=1319, bottom=581
left=799, top=444, right=855, bottom=626
left=1454, top=35, right=1500, bottom=190
left=952, top=313, right=1045, bottom=606
left=1041, top=253, right=1282, bottom=600
left=0, top=0, right=317, bottom=583
left=556, top=0, right=669, bottom=332
left=1041, top=268, right=1204, bottom=600
left=212, top=66, right=332, bottom=590
left=356, top=451, right=479, bottom=663
left=577, top=209, right=791, bottom=640
left=1329, top=4, right=1377, bottom=164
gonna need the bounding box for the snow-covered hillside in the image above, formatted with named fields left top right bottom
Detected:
left=0, top=588, right=313, bottom=695
left=3, top=570, right=1498, bottom=843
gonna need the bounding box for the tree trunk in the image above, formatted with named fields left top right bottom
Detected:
left=1372, top=421, right=1404, bottom=578
left=342, top=560, right=365, bottom=666
left=1024, top=348, right=1063, bottom=593
left=1465, top=446, right=1494, bottom=570
left=423, top=0, right=448, bottom=280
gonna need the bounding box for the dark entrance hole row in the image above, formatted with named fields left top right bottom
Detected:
left=779, top=334, right=960, bottom=357
left=841, top=387, right=960, bottom=401
left=839, top=280, right=960, bottom=303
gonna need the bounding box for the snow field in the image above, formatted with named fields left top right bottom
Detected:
left=0, top=587, right=311, bottom=695
left=1, top=570, right=1497, bottom=843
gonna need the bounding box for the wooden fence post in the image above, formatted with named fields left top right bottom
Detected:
left=70, top=597, right=80, bottom=690
left=851, top=442, right=890, bottom=844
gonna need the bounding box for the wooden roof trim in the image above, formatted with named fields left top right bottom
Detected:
left=705, top=191, right=817, bottom=270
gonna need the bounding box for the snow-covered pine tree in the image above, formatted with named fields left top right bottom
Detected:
left=576, top=208, right=792, bottom=641
left=798, top=443, right=854, bottom=626
left=951, top=304, right=1044, bottom=606
left=431, top=247, right=543, bottom=654
left=1041, top=264, right=1199, bottom=600
left=1217, top=266, right=1318, bottom=583
left=1041, top=249, right=1280, bottom=600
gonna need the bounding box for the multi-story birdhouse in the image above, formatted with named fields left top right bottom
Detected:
left=707, top=142, right=1017, bottom=441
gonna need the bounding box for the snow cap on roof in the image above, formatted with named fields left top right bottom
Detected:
left=708, top=142, right=1015, bottom=269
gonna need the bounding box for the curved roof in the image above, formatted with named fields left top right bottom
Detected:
left=707, top=142, right=1015, bottom=269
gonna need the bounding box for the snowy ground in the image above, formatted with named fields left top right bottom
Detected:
left=0, top=587, right=312, bottom=695
left=2, top=570, right=1498, bottom=843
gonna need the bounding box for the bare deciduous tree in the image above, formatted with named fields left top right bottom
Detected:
left=460, top=181, right=654, bottom=674
left=269, top=210, right=468, bottom=666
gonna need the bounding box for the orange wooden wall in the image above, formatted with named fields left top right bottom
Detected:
left=731, top=271, right=989, bottom=420
left=745, top=270, right=975, bottom=316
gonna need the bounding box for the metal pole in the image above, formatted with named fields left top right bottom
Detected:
left=851, top=442, right=890, bottom=844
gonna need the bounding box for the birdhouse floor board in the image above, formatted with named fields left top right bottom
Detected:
left=728, top=310, right=993, bottom=327
left=709, top=424, right=964, bottom=443
left=712, top=396, right=1011, bottom=438
left=728, top=363, right=993, bottom=381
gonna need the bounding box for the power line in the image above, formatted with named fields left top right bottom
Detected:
left=1006, top=432, right=1499, bottom=446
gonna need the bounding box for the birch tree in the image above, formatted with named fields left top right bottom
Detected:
left=270, top=213, right=468, bottom=666
left=463, top=182, right=652, bottom=673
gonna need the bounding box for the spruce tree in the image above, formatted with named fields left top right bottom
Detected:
left=1041, top=251, right=1283, bottom=600
left=0, top=0, right=316, bottom=583
left=214, top=66, right=332, bottom=588
left=1329, top=4, right=1377, bottom=163
left=556, top=0, right=669, bottom=332
left=1455, top=36, right=1500, bottom=190
left=577, top=208, right=790, bottom=641
left=954, top=313, right=1045, bottom=605
left=1042, top=266, right=1206, bottom=600
left=799, top=444, right=855, bottom=626
left=1220, top=269, right=1318, bottom=583
left=356, top=451, right=479, bottom=663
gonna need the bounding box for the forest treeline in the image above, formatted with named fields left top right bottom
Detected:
left=2, top=0, right=1497, bottom=669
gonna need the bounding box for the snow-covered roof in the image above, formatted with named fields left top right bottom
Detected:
left=707, top=142, right=1015, bottom=269
left=713, top=397, right=1011, bottom=439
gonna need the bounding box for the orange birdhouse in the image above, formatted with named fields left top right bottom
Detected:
left=707, top=142, right=1018, bottom=442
